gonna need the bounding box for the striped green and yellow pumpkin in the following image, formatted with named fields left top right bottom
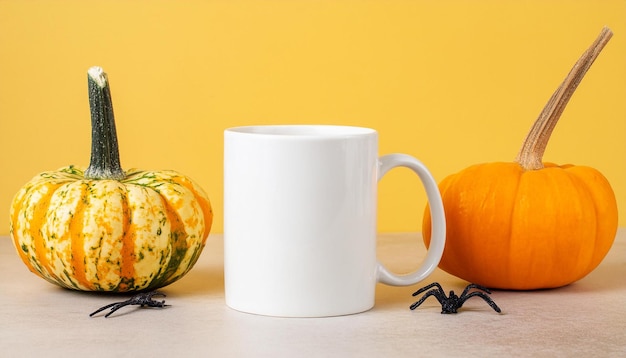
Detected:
left=9, top=67, right=213, bottom=292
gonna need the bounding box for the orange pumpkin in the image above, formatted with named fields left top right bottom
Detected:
left=422, top=27, right=618, bottom=290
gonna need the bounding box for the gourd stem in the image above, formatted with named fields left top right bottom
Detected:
left=85, top=66, right=125, bottom=180
left=515, top=27, right=613, bottom=170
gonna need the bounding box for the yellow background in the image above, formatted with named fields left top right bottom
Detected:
left=1, top=0, right=624, bottom=236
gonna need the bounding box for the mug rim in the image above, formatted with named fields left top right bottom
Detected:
left=225, top=124, right=376, bottom=137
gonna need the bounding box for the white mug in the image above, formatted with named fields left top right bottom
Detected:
left=223, top=125, right=446, bottom=317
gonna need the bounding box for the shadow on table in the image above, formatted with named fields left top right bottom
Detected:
left=168, top=266, right=224, bottom=296
left=374, top=269, right=469, bottom=309
left=564, top=259, right=626, bottom=293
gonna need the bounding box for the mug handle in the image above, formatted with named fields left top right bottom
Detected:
left=376, top=153, right=446, bottom=286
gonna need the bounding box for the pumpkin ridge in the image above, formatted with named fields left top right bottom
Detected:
left=540, top=169, right=588, bottom=287
left=564, top=166, right=618, bottom=276
left=501, top=164, right=523, bottom=288
left=518, top=169, right=575, bottom=288
left=170, top=175, right=213, bottom=244
left=14, top=184, right=61, bottom=286
left=560, top=168, right=598, bottom=279
left=508, top=171, right=542, bottom=288
left=117, top=185, right=136, bottom=291
left=469, top=163, right=520, bottom=288
left=10, top=185, right=33, bottom=265
left=82, top=180, right=128, bottom=291
left=27, top=182, right=66, bottom=283
left=67, top=182, right=93, bottom=290
left=125, top=184, right=171, bottom=290
left=147, top=189, right=189, bottom=289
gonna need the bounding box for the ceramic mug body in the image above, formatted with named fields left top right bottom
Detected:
left=223, top=125, right=445, bottom=317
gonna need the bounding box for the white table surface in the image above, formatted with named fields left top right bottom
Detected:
left=1, top=229, right=625, bottom=357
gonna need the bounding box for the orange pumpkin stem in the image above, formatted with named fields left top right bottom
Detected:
left=515, top=27, right=613, bottom=170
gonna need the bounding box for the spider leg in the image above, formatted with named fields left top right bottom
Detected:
left=410, top=289, right=445, bottom=310
left=103, top=302, right=134, bottom=318
left=459, top=292, right=501, bottom=313
left=461, top=283, right=492, bottom=297
left=412, top=282, right=444, bottom=297
left=89, top=301, right=126, bottom=317
left=90, top=291, right=171, bottom=317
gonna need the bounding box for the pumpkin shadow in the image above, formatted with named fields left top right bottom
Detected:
left=564, top=260, right=626, bottom=293
left=167, top=266, right=224, bottom=296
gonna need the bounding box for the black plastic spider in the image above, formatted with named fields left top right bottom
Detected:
left=410, top=282, right=501, bottom=314
left=89, top=291, right=170, bottom=318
